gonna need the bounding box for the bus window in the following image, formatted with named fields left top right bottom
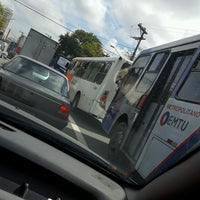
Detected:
left=164, top=51, right=196, bottom=98
left=115, top=62, right=132, bottom=83
left=117, top=55, right=151, bottom=96
left=86, top=62, right=101, bottom=82
left=93, top=62, right=112, bottom=84
left=177, top=61, right=200, bottom=103
left=73, top=61, right=86, bottom=77
left=133, top=55, right=151, bottom=69
left=136, top=52, right=169, bottom=93
left=76, top=61, right=112, bottom=84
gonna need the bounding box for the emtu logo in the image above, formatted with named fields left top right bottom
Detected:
left=160, top=111, right=170, bottom=126
left=160, top=111, right=189, bottom=131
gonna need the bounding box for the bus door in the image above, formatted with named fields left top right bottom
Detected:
left=124, top=51, right=169, bottom=121
left=135, top=51, right=200, bottom=182
left=123, top=48, right=197, bottom=165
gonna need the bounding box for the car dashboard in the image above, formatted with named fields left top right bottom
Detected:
left=0, top=120, right=126, bottom=200
left=0, top=100, right=200, bottom=200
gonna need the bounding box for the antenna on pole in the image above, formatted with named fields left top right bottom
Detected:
left=130, top=23, right=147, bottom=61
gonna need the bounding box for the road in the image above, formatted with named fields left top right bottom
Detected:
left=63, top=108, right=110, bottom=160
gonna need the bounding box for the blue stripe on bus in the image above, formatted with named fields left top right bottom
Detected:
left=146, top=127, right=200, bottom=182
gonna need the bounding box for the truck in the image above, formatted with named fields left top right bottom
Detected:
left=50, top=55, right=71, bottom=74
left=20, top=28, right=58, bottom=65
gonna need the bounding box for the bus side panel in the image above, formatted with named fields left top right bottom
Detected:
left=135, top=98, right=200, bottom=180
left=89, top=82, right=118, bottom=119
left=70, top=76, right=100, bottom=113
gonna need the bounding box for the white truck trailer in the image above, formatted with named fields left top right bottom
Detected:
left=20, top=28, right=58, bottom=65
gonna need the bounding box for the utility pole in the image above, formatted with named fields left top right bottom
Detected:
left=130, top=23, right=147, bottom=61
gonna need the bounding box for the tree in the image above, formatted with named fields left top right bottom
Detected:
left=0, top=3, right=6, bottom=31
left=56, top=29, right=104, bottom=59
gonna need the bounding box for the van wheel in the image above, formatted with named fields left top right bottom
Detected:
left=71, top=93, right=80, bottom=109
left=108, top=121, right=127, bottom=160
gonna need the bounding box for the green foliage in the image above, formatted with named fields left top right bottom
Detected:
left=0, top=3, right=6, bottom=30
left=56, top=29, right=104, bottom=59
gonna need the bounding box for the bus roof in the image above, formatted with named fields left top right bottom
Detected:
left=72, top=56, right=132, bottom=64
left=139, top=34, right=200, bottom=55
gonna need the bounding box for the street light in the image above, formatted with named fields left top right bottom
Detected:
left=110, top=45, right=121, bottom=57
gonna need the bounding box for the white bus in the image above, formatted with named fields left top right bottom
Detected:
left=102, top=34, right=200, bottom=184
left=66, top=56, right=132, bottom=119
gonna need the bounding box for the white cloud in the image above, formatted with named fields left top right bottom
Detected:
left=1, top=0, right=200, bottom=59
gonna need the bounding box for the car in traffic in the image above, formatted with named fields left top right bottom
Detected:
left=0, top=55, right=71, bottom=130
left=0, top=40, right=9, bottom=59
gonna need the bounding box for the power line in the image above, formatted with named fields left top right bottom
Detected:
left=13, top=0, right=134, bottom=51
left=14, top=0, right=72, bottom=32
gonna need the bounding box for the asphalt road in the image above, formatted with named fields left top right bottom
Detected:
left=63, top=108, right=110, bottom=161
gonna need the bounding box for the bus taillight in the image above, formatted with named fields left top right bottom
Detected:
left=99, top=91, right=109, bottom=109
left=136, top=95, right=148, bottom=110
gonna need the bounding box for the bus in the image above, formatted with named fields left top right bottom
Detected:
left=101, top=34, right=200, bottom=184
left=66, top=56, right=132, bottom=119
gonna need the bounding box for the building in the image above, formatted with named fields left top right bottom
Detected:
left=0, top=5, right=13, bottom=40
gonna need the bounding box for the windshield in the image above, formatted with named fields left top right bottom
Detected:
left=1, top=1, right=200, bottom=191
left=4, top=56, right=68, bottom=97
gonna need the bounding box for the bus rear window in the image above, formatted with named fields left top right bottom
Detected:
left=72, top=60, right=112, bottom=84
left=177, top=71, right=200, bottom=103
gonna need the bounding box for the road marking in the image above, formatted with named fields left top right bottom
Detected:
left=78, top=127, right=110, bottom=144
left=69, top=116, right=110, bottom=144
left=69, top=116, right=88, bottom=147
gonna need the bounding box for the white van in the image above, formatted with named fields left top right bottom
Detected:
left=101, top=34, right=200, bottom=184
left=66, top=56, right=132, bottom=119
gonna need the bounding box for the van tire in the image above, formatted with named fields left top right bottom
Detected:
left=71, top=93, right=80, bottom=109
left=108, top=121, right=127, bottom=160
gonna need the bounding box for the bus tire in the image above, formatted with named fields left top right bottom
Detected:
left=108, top=121, right=127, bottom=160
left=72, top=93, right=80, bottom=109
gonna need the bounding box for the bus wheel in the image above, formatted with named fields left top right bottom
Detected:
left=71, top=93, right=80, bottom=109
left=108, top=121, right=127, bottom=160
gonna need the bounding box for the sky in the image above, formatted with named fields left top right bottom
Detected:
left=1, top=0, right=200, bottom=58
